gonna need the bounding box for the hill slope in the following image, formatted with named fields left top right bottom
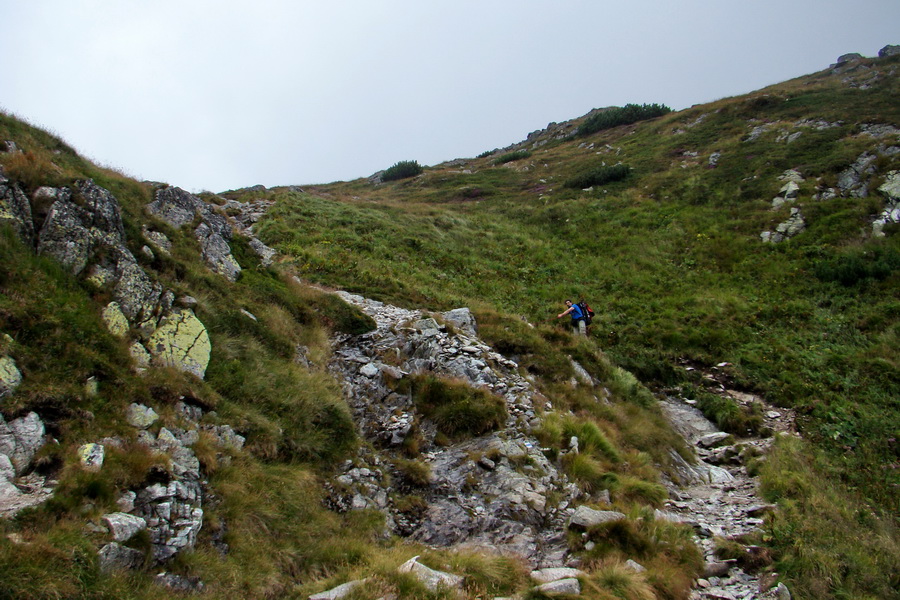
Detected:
left=0, top=48, right=898, bottom=600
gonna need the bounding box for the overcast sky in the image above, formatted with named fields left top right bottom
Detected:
left=2, top=1, right=898, bottom=192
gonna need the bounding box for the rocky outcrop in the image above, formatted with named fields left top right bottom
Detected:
left=85, top=400, right=244, bottom=571
left=0, top=168, right=34, bottom=244
left=873, top=170, right=900, bottom=236
left=146, top=186, right=242, bottom=281
left=761, top=207, right=805, bottom=243
left=327, top=293, right=582, bottom=567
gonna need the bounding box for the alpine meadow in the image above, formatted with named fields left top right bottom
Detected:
left=0, top=48, right=898, bottom=600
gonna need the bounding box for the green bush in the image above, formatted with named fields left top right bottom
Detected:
left=576, top=103, right=672, bottom=136
left=381, top=160, right=424, bottom=182
left=494, top=150, right=532, bottom=165
left=564, top=164, right=631, bottom=189
left=812, top=245, right=900, bottom=286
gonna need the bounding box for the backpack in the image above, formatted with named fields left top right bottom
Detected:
left=578, top=301, right=595, bottom=325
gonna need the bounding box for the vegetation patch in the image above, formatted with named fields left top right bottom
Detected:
left=576, top=103, right=672, bottom=136
left=406, top=374, right=507, bottom=438
left=493, top=150, right=532, bottom=165
left=382, top=160, right=424, bottom=182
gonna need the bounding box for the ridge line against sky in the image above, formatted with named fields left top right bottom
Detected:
left=2, top=0, right=898, bottom=192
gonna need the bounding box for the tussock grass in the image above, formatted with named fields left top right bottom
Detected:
left=406, top=374, right=507, bottom=439
left=759, top=435, right=900, bottom=599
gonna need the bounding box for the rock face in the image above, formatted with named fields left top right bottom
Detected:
left=327, top=293, right=582, bottom=567
left=0, top=168, right=34, bottom=244
left=147, top=186, right=242, bottom=281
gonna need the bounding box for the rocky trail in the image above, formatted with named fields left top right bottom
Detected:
left=660, top=395, right=796, bottom=600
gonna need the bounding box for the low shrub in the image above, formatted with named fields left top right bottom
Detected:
left=812, top=245, right=900, bottom=286
left=494, top=150, right=532, bottom=165
left=564, top=164, right=631, bottom=189
left=576, top=103, right=672, bottom=136
left=381, top=160, right=424, bottom=182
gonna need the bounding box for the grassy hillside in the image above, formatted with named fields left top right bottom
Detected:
left=0, top=52, right=898, bottom=600
left=250, top=55, right=900, bottom=597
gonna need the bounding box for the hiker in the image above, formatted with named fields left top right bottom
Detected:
left=557, top=299, right=587, bottom=336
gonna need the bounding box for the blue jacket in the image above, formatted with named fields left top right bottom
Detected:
left=570, top=303, right=584, bottom=321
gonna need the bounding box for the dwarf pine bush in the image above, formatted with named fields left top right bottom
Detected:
left=381, top=160, right=423, bottom=182
left=576, top=103, right=672, bottom=136
left=564, top=164, right=631, bottom=189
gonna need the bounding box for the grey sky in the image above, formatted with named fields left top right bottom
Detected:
left=2, top=1, right=898, bottom=192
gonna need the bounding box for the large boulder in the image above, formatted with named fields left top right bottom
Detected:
left=0, top=412, right=46, bottom=474
left=147, top=310, right=211, bottom=379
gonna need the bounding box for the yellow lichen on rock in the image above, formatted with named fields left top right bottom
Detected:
left=147, top=310, right=211, bottom=379
left=101, top=302, right=130, bottom=338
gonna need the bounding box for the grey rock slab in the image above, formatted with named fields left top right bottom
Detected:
left=535, top=577, right=581, bottom=595
left=308, top=579, right=366, bottom=600
left=102, top=512, right=148, bottom=542
left=98, top=542, right=144, bottom=572
left=531, top=567, right=585, bottom=583
left=397, top=555, right=464, bottom=591
left=568, top=505, right=626, bottom=529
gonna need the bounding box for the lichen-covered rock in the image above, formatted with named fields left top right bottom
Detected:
left=126, top=403, right=159, bottom=429
left=146, top=186, right=206, bottom=228
left=147, top=310, right=211, bottom=379
left=147, top=186, right=241, bottom=281
left=0, top=169, right=34, bottom=245
left=195, top=222, right=241, bottom=281
left=78, top=443, right=105, bottom=470
left=0, top=355, right=22, bottom=398
left=101, top=302, right=130, bottom=338
left=142, top=226, right=172, bottom=255
left=5, top=412, right=45, bottom=474
left=36, top=182, right=129, bottom=274
left=130, top=342, right=152, bottom=370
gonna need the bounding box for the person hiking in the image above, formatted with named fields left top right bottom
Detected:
left=557, top=299, right=587, bottom=336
